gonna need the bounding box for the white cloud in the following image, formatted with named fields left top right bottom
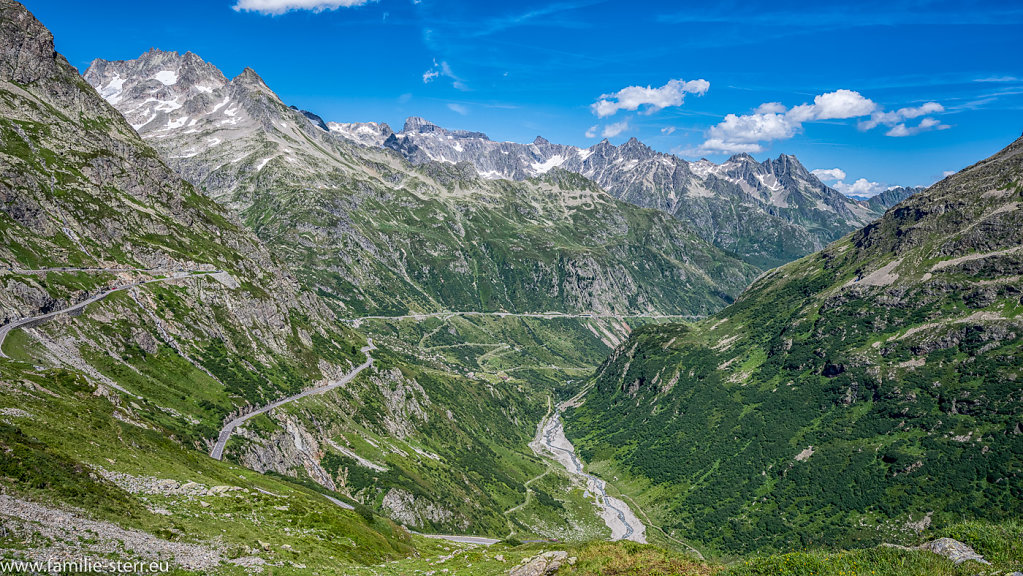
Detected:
left=698, top=89, right=949, bottom=154
left=755, top=102, right=787, bottom=114
left=833, top=177, right=885, bottom=197
left=661, top=126, right=677, bottom=135
left=447, top=103, right=468, bottom=115
left=585, top=125, right=599, bottom=138
left=592, top=78, right=709, bottom=118
left=886, top=117, right=949, bottom=137
left=700, top=110, right=799, bottom=153
left=811, top=166, right=888, bottom=197
left=233, top=0, right=373, bottom=14
left=698, top=89, right=876, bottom=154
left=601, top=120, right=630, bottom=138
left=808, top=89, right=878, bottom=119
left=811, top=168, right=847, bottom=181
left=942, top=170, right=956, bottom=177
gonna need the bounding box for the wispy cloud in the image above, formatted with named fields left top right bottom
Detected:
left=885, top=117, right=950, bottom=137
left=468, top=0, right=606, bottom=37
left=447, top=103, right=469, bottom=115
left=422, top=59, right=468, bottom=91
left=859, top=102, right=949, bottom=136
left=586, top=119, right=630, bottom=139
left=657, top=5, right=1023, bottom=28
left=233, top=0, right=374, bottom=15
left=974, top=76, right=1021, bottom=83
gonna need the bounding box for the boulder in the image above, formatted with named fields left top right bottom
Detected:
left=509, top=551, right=568, bottom=576
left=919, top=537, right=989, bottom=565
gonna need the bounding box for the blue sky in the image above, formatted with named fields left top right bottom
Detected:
left=25, top=0, right=1023, bottom=192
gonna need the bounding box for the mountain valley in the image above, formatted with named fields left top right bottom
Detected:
left=0, top=1, right=1019, bottom=574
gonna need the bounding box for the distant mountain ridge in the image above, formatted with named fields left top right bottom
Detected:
left=85, top=49, right=757, bottom=318
left=335, top=117, right=913, bottom=269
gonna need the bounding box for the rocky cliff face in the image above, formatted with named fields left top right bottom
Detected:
left=85, top=50, right=758, bottom=317
left=566, top=135, right=1023, bottom=554
left=347, top=118, right=898, bottom=269
left=865, top=186, right=922, bottom=212
left=0, top=2, right=427, bottom=569
left=0, top=2, right=358, bottom=377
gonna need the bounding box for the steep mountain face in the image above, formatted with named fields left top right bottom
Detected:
left=0, top=1, right=428, bottom=569
left=0, top=2, right=362, bottom=409
left=865, top=185, right=924, bottom=212
left=565, top=137, right=1023, bottom=554
left=347, top=118, right=895, bottom=269
left=86, top=50, right=757, bottom=317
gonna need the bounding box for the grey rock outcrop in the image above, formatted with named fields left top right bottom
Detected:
left=919, top=537, right=989, bottom=565
left=508, top=551, right=569, bottom=576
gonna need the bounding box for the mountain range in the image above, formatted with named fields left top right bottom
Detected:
left=339, top=117, right=916, bottom=269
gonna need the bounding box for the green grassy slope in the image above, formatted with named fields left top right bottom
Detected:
left=566, top=136, right=1023, bottom=554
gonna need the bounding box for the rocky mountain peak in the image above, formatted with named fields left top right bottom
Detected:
left=533, top=135, right=550, bottom=146
left=764, top=153, right=812, bottom=181
left=233, top=66, right=268, bottom=89
left=619, top=136, right=654, bottom=158
left=0, top=0, right=60, bottom=84
left=727, top=152, right=757, bottom=164
left=402, top=116, right=437, bottom=133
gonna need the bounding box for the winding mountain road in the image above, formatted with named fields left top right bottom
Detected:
left=0, top=270, right=221, bottom=359
left=345, top=311, right=701, bottom=327
left=210, top=339, right=377, bottom=460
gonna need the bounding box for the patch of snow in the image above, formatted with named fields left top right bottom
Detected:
left=689, top=159, right=723, bottom=179
left=255, top=157, right=275, bottom=171
left=577, top=147, right=593, bottom=162
left=158, top=116, right=188, bottom=131
left=618, top=159, right=639, bottom=172
left=210, top=97, right=231, bottom=114
left=153, top=70, right=178, bottom=86
left=99, top=75, right=125, bottom=105
left=131, top=113, right=157, bottom=130
left=755, top=172, right=783, bottom=191
left=530, top=154, right=566, bottom=175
